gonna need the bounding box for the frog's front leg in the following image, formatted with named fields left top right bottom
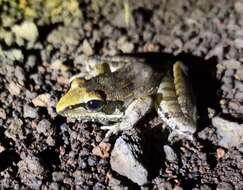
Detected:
left=101, top=96, right=153, bottom=138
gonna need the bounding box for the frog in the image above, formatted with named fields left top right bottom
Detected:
left=56, top=55, right=197, bottom=140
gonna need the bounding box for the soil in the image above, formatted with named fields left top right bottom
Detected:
left=0, top=0, right=242, bottom=189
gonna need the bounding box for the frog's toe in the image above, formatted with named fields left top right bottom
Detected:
left=101, top=124, right=120, bottom=138
left=101, top=125, right=116, bottom=130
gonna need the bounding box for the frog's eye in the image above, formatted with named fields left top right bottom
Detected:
left=86, top=100, right=104, bottom=111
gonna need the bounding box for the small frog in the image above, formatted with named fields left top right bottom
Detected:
left=56, top=56, right=197, bottom=140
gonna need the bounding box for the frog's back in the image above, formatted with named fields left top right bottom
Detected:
left=83, top=60, right=166, bottom=101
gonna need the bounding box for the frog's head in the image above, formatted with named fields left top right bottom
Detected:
left=56, top=78, right=124, bottom=123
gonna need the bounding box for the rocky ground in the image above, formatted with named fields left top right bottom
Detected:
left=0, top=0, right=242, bottom=189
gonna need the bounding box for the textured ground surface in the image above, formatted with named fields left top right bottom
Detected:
left=0, top=0, right=242, bottom=189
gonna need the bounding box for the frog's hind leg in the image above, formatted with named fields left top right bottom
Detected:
left=101, top=96, right=153, bottom=138
left=69, top=55, right=137, bottom=83
left=156, top=61, right=197, bottom=141
left=91, top=55, right=146, bottom=72
left=69, top=56, right=113, bottom=82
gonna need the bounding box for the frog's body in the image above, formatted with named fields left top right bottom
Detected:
left=56, top=56, right=197, bottom=140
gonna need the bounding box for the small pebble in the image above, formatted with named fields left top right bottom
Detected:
left=52, top=172, right=65, bottom=182
left=8, top=82, right=22, bottom=95
left=0, top=144, right=6, bottom=153
left=82, top=39, right=93, bottom=56
left=32, top=93, right=51, bottom=107
left=164, top=145, right=178, bottom=163
left=0, top=108, right=6, bottom=119
left=92, top=142, right=111, bottom=158
left=217, top=182, right=234, bottom=190
left=87, top=156, right=97, bottom=167
left=4, top=118, right=23, bottom=140
left=12, top=21, right=39, bottom=43
left=216, top=148, right=225, bottom=160
left=37, top=119, right=52, bottom=135
left=23, top=104, right=38, bottom=119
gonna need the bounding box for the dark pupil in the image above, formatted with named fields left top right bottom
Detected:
left=86, top=100, right=103, bottom=110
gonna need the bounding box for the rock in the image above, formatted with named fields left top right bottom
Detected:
left=18, top=155, right=44, bottom=189
left=12, top=21, right=39, bottom=43
left=212, top=116, right=243, bottom=150
left=73, top=170, right=85, bottom=185
left=23, top=104, right=38, bottom=119
left=37, top=119, right=53, bottom=135
left=92, top=142, right=111, bottom=158
left=9, top=49, right=24, bottom=61
left=52, top=172, right=65, bottom=182
left=15, top=66, right=25, bottom=84
left=81, top=39, right=93, bottom=56
left=50, top=59, right=69, bottom=72
left=93, top=182, right=105, bottom=190
left=47, top=27, right=80, bottom=47
left=0, top=108, right=6, bottom=119
left=108, top=175, right=129, bottom=190
left=32, top=93, right=51, bottom=107
left=119, top=41, right=134, bottom=53
left=4, top=119, right=23, bottom=141
left=63, top=177, right=73, bottom=186
left=216, top=148, right=225, bottom=160
left=78, top=159, right=88, bottom=170
left=111, top=8, right=134, bottom=28
left=173, top=185, right=183, bottom=190
left=153, top=177, right=172, bottom=190
left=46, top=136, right=55, bottom=146
left=216, top=182, right=234, bottom=190
left=234, top=38, right=243, bottom=48
left=110, top=134, right=148, bottom=185
left=87, top=156, right=98, bottom=167
left=0, top=144, right=6, bottom=153
left=164, top=145, right=178, bottom=163
left=49, top=182, right=60, bottom=190
left=117, top=36, right=134, bottom=53
left=8, top=81, right=22, bottom=96
left=200, top=184, right=212, bottom=190
left=234, top=1, right=243, bottom=13
left=26, top=55, right=36, bottom=68
left=25, top=90, right=38, bottom=101
left=222, top=60, right=241, bottom=69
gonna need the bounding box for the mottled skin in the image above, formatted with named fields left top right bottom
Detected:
left=56, top=56, right=197, bottom=140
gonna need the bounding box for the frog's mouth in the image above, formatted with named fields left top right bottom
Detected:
left=59, top=106, right=123, bottom=124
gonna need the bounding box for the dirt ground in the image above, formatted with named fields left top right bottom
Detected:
left=0, top=0, right=242, bottom=189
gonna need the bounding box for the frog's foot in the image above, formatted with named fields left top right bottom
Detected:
left=101, top=122, right=132, bottom=138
